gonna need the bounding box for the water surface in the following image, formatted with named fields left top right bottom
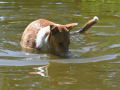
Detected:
left=0, top=0, right=120, bottom=90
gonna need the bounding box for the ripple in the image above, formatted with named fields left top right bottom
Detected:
left=73, top=14, right=82, bottom=16
left=51, top=54, right=118, bottom=63
left=0, top=59, right=49, bottom=66
left=0, top=2, right=16, bottom=3
left=94, top=33, right=120, bottom=36
left=109, top=44, right=120, bottom=48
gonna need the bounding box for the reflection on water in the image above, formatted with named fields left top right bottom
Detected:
left=0, top=0, right=120, bottom=89
left=1, top=62, right=120, bottom=89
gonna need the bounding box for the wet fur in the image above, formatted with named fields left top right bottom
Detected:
left=21, top=16, right=98, bottom=56
left=21, top=19, right=55, bottom=49
left=21, top=19, right=78, bottom=56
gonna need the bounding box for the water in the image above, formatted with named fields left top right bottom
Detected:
left=0, top=0, right=120, bottom=90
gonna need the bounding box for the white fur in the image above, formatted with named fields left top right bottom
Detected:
left=93, top=16, right=99, bottom=22
left=36, top=26, right=50, bottom=51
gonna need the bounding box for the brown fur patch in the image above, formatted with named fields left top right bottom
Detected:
left=21, top=19, right=55, bottom=48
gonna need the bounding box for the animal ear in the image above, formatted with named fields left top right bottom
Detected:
left=50, top=25, right=59, bottom=35
left=65, top=23, right=79, bottom=31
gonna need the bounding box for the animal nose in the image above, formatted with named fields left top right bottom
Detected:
left=60, top=48, right=68, bottom=56
left=65, top=48, right=68, bottom=53
left=36, top=46, right=41, bottom=50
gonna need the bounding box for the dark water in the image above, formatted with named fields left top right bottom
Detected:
left=0, top=0, right=120, bottom=90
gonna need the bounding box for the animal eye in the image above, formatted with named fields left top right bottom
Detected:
left=59, top=42, right=62, bottom=46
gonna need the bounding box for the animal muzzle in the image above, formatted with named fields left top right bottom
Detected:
left=35, top=46, right=41, bottom=50
left=59, top=48, right=68, bottom=56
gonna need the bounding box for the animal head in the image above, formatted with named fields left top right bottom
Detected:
left=49, top=23, right=78, bottom=56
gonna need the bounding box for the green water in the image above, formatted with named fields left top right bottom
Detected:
left=0, top=0, right=120, bottom=90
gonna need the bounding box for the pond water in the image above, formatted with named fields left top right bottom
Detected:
left=0, top=0, right=120, bottom=90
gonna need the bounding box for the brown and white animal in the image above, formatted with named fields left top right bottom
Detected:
left=21, top=16, right=98, bottom=56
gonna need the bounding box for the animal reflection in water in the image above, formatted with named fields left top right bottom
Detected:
left=29, top=63, right=77, bottom=87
